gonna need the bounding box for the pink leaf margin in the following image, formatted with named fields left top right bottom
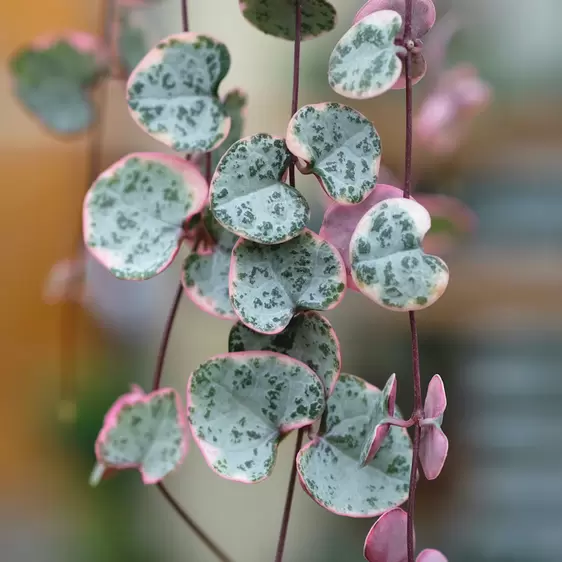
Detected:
left=94, top=385, right=189, bottom=485
left=186, top=351, right=325, bottom=484
left=297, top=375, right=411, bottom=518
left=126, top=32, right=232, bottom=153
left=83, top=152, right=208, bottom=280
left=229, top=229, right=347, bottom=335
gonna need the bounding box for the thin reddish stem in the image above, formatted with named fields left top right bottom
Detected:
left=58, top=0, right=115, bottom=421
left=181, top=0, right=189, bottom=32
left=273, top=3, right=302, bottom=561
left=403, top=1, right=422, bottom=561
left=156, top=483, right=233, bottom=562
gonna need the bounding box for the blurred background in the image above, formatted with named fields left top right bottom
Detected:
left=2, top=0, right=562, bottom=560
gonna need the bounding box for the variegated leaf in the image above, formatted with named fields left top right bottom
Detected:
left=187, top=352, right=325, bottom=483
left=229, top=311, right=341, bottom=396
left=94, top=386, right=188, bottom=485
left=360, top=374, right=397, bottom=466
left=127, top=33, right=231, bottom=153
left=240, top=0, right=337, bottom=41
left=329, top=10, right=405, bottom=99
left=84, top=153, right=208, bottom=280
left=117, top=10, right=147, bottom=75
left=182, top=211, right=238, bottom=320
left=297, top=374, right=412, bottom=517
left=320, top=184, right=403, bottom=290
left=350, top=198, right=449, bottom=311
left=286, top=103, right=381, bottom=204
left=210, top=134, right=310, bottom=244
left=230, top=230, right=346, bottom=334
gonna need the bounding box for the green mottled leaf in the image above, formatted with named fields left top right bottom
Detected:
left=94, top=386, right=188, bottom=485
left=297, top=374, right=412, bottom=517
left=127, top=32, right=231, bottom=153
left=210, top=134, right=310, bottom=244
left=240, top=0, right=337, bottom=41
left=229, top=311, right=341, bottom=396
left=187, top=352, right=325, bottom=483
left=16, top=79, right=94, bottom=134
left=84, top=153, right=208, bottom=280
left=118, top=10, right=147, bottom=75
left=230, top=230, right=346, bottom=334
left=182, top=211, right=239, bottom=320
left=287, top=103, right=381, bottom=204
left=350, top=198, right=449, bottom=310
left=328, top=10, right=405, bottom=99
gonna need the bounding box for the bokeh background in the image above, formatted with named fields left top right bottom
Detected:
left=2, top=0, right=562, bottom=560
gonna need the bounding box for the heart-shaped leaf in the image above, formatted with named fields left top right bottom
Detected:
left=210, top=133, right=310, bottom=244
left=417, top=551, right=448, bottom=562
left=286, top=103, right=381, bottom=204
left=127, top=32, right=231, bottom=153
left=15, top=79, right=94, bottom=134
left=419, top=375, right=448, bottom=480
left=350, top=198, right=449, bottom=311
left=83, top=152, right=208, bottom=280
left=117, top=10, right=147, bottom=76
left=353, top=0, right=436, bottom=88
left=94, top=386, right=188, bottom=485
left=187, top=351, right=325, bottom=483
left=182, top=210, right=239, bottom=320
left=229, top=311, right=341, bottom=397
left=329, top=10, right=405, bottom=99
left=320, top=184, right=403, bottom=290
left=297, top=374, right=411, bottom=517
left=240, top=0, right=337, bottom=41
left=230, top=229, right=346, bottom=334
left=360, top=374, right=397, bottom=466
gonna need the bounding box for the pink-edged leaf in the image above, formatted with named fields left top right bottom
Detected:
left=350, top=198, right=449, bottom=311
left=364, top=507, right=409, bottom=562
left=353, top=0, right=436, bottom=39
left=210, top=133, right=310, bottom=244
left=240, top=0, right=337, bottom=41
left=229, top=311, right=341, bottom=397
left=360, top=374, right=398, bottom=466
left=127, top=32, right=231, bottom=153
left=94, top=386, right=189, bottom=485
left=329, top=11, right=405, bottom=99
left=230, top=229, right=346, bottom=334
left=415, top=64, right=492, bottom=155
left=44, top=258, right=86, bottom=304
left=297, top=374, right=412, bottom=517
left=187, top=351, right=325, bottom=483
left=419, top=375, right=448, bottom=480
left=286, top=103, right=381, bottom=204
left=319, top=184, right=403, bottom=291
left=417, top=549, right=448, bottom=562
left=182, top=210, right=239, bottom=320
left=83, top=152, right=207, bottom=280
left=415, top=194, right=477, bottom=256
left=352, top=0, right=435, bottom=88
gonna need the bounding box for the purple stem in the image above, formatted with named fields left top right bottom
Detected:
left=273, top=4, right=302, bottom=562
left=181, top=0, right=189, bottom=32
left=403, top=3, right=423, bottom=561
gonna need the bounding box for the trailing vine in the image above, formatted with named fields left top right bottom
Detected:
left=10, top=0, right=492, bottom=560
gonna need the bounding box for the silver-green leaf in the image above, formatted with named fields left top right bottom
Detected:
left=229, top=311, right=341, bottom=396
left=240, top=0, right=337, bottom=41
left=187, top=351, right=325, bottom=483
left=210, top=133, right=310, bottom=244
left=297, top=373, right=412, bottom=517
left=127, top=32, right=231, bottom=153
left=230, top=230, right=346, bottom=334
left=286, top=103, right=382, bottom=204
left=350, top=198, right=449, bottom=310
left=328, top=10, right=405, bottom=99
left=84, top=153, right=208, bottom=280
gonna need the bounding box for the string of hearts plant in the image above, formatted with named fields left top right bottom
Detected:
left=9, top=0, right=490, bottom=560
